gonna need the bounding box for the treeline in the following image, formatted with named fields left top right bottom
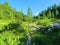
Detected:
left=35, top=4, right=60, bottom=19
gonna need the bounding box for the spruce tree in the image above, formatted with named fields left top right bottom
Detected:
left=43, top=12, right=46, bottom=19
left=27, top=8, right=33, bottom=22
left=27, top=8, right=33, bottom=17
left=56, top=9, right=59, bottom=16
left=47, top=11, right=51, bottom=18
left=51, top=12, right=54, bottom=18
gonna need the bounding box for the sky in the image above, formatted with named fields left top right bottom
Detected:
left=0, top=0, right=60, bottom=16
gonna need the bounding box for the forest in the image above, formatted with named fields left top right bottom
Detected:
left=0, top=2, right=60, bottom=45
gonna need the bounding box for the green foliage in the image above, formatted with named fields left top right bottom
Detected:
left=0, top=22, right=28, bottom=45
left=4, top=22, right=20, bottom=30
left=0, top=2, right=60, bottom=45
left=51, top=12, right=54, bottom=18
left=27, top=8, right=33, bottom=22
left=37, top=18, right=53, bottom=27
left=31, top=27, right=60, bottom=45
left=55, top=9, right=59, bottom=16
left=36, top=4, right=60, bottom=19
left=27, top=8, right=33, bottom=17
left=42, top=11, right=47, bottom=19
left=0, top=3, right=28, bottom=44
left=47, top=11, right=52, bottom=18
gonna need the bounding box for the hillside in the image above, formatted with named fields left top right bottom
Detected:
left=0, top=3, right=60, bottom=45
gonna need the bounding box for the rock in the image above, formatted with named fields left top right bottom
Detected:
left=49, top=24, right=55, bottom=29
left=48, top=28, right=51, bottom=31
left=40, top=27, right=45, bottom=33
left=54, top=23, right=60, bottom=28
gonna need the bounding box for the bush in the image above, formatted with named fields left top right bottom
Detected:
left=4, top=22, right=20, bottom=30
left=37, top=18, right=53, bottom=27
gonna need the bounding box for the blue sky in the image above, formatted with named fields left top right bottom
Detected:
left=0, top=0, right=60, bottom=15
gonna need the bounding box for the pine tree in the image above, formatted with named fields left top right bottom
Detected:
left=27, top=8, right=33, bottom=22
left=27, top=8, right=33, bottom=17
left=56, top=9, right=59, bottom=16
left=4, top=2, right=9, bottom=8
left=51, top=12, right=54, bottom=18
left=43, top=12, right=47, bottom=18
left=47, top=11, right=51, bottom=18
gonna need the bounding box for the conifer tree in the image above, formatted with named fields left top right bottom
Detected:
left=27, top=8, right=33, bottom=22
left=47, top=11, right=51, bottom=18
left=56, top=9, right=59, bottom=16
left=51, top=12, right=54, bottom=18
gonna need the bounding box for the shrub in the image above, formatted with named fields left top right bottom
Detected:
left=4, top=22, right=20, bottom=30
